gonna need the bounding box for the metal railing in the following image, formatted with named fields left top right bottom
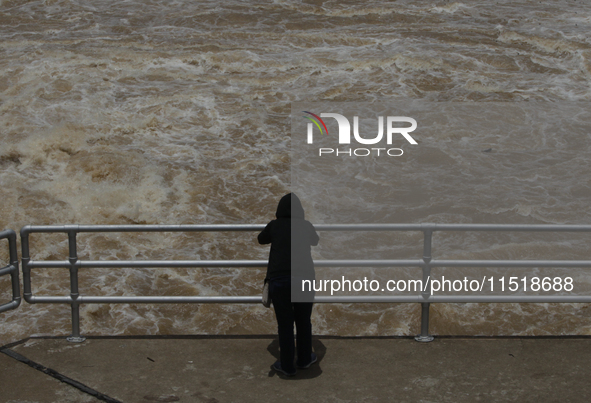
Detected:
left=20, top=224, right=591, bottom=342
left=0, top=229, right=21, bottom=314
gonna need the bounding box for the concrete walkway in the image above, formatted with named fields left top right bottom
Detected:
left=1, top=335, right=590, bottom=403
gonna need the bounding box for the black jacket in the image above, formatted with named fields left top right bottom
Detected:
left=258, top=194, right=319, bottom=280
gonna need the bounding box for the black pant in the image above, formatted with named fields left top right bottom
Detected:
left=269, top=275, right=313, bottom=373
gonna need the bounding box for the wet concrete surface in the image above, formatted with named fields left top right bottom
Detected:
left=1, top=336, right=590, bottom=403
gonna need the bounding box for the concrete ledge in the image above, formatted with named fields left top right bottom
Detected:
left=0, top=345, right=101, bottom=403
left=2, top=335, right=591, bottom=402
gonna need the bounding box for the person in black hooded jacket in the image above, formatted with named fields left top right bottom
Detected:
left=258, top=193, right=319, bottom=376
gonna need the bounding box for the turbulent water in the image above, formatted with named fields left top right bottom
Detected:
left=1, top=0, right=591, bottom=345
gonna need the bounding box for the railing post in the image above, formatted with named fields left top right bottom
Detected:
left=415, top=229, right=434, bottom=342
left=66, top=229, right=85, bottom=343
left=0, top=230, right=21, bottom=313
left=20, top=227, right=32, bottom=305
left=9, top=230, right=21, bottom=309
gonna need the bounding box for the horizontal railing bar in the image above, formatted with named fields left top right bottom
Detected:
left=28, top=260, right=268, bottom=268
left=441, top=224, right=591, bottom=232
left=26, top=259, right=591, bottom=269
left=80, top=296, right=261, bottom=303
left=430, top=260, right=591, bottom=268
left=315, top=224, right=591, bottom=232
left=28, top=295, right=262, bottom=304
left=27, top=296, right=72, bottom=303
left=0, top=265, right=16, bottom=277
left=80, top=260, right=267, bottom=268
left=21, top=223, right=591, bottom=234
left=315, top=260, right=425, bottom=267
left=26, top=261, right=69, bottom=268
left=0, top=229, right=17, bottom=238
left=28, top=260, right=426, bottom=268
left=0, top=299, right=20, bottom=313
left=22, top=224, right=266, bottom=234
left=26, top=294, right=591, bottom=304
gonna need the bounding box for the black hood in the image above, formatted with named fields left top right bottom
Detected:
left=276, top=193, right=305, bottom=219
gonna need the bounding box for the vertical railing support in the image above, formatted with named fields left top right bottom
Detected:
left=21, top=227, right=32, bottom=304
left=0, top=230, right=21, bottom=313
left=9, top=230, right=21, bottom=310
left=66, top=229, right=85, bottom=342
left=415, top=229, right=434, bottom=342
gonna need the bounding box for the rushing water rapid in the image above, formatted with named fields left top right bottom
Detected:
left=1, top=0, right=591, bottom=345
